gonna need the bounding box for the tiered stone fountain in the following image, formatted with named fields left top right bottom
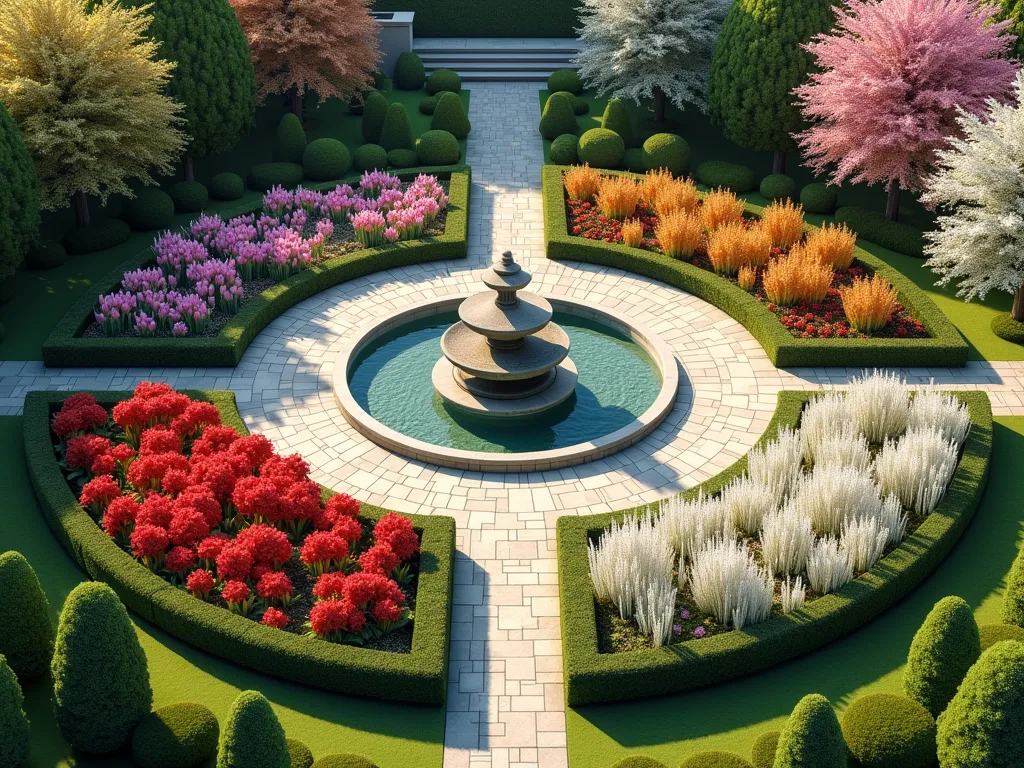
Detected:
left=431, top=251, right=578, bottom=416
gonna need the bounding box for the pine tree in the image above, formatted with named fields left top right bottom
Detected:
left=708, top=0, right=835, bottom=174
left=576, top=0, right=731, bottom=124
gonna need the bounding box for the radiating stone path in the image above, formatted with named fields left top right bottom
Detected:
left=4, top=82, right=1024, bottom=768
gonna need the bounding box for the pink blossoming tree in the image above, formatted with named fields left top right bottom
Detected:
left=794, top=0, right=1017, bottom=221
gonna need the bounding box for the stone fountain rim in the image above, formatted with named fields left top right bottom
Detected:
left=331, top=294, right=680, bottom=472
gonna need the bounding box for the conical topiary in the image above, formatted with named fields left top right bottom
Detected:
left=431, top=92, right=471, bottom=140
left=904, top=596, right=981, bottom=716
left=52, top=582, right=152, bottom=753
left=0, top=551, right=54, bottom=680
left=287, top=738, right=314, bottom=768
left=1002, top=546, right=1024, bottom=627
left=750, top=731, right=779, bottom=768
left=540, top=93, right=579, bottom=140
left=600, top=98, right=633, bottom=148
left=0, top=654, right=29, bottom=768
left=773, top=694, right=846, bottom=768
left=273, top=113, right=306, bottom=164
left=393, top=52, right=425, bottom=90
left=361, top=92, right=389, bottom=144
left=379, top=103, right=414, bottom=152
left=217, top=690, right=290, bottom=768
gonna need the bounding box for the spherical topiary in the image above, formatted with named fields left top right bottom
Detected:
left=642, top=133, right=690, bottom=176
left=416, top=130, right=460, bottom=166
left=601, top=98, right=633, bottom=148
left=548, top=68, right=583, bottom=94
left=759, top=174, right=797, bottom=202
left=63, top=219, right=131, bottom=255
left=539, top=93, right=579, bottom=141
left=169, top=181, right=209, bottom=213
left=379, top=103, right=414, bottom=152
left=0, top=655, right=29, bottom=768
left=353, top=144, right=389, bottom=172
left=361, top=92, right=390, bottom=144
left=578, top=128, right=625, bottom=169
left=905, top=595, right=981, bottom=717
left=209, top=172, right=245, bottom=201
left=419, top=96, right=439, bottom=115
left=840, top=693, right=936, bottom=768
left=426, top=68, right=462, bottom=95
left=550, top=134, right=579, bottom=165
left=26, top=241, right=65, bottom=270
left=680, top=750, right=753, bottom=767
left=123, top=187, right=175, bottom=231
left=980, top=622, right=1024, bottom=651
left=938, top=640, right=1024, bottom=766
left=393, top=52, right=425, bottom=90
left=287, top=738, right=314, bottom=768
left=431, top=92, right=471, bottom=139
left=773, top=694, right=846, bottom=768
left=302, top=139, right=351, bottom=181
left=799, top=182, right=839, bottom=214
left=217, top=690, right=289, bottom=768
left=0, top=100, right=40, bottom=286
left=273, top=113, right=306, bottom=164
left=992, top=313, right=1024, bottom=345
left=132, top=702, right=220, bottom=768
left=52, top=582, right=152, bottom=753
left=387, top=149, right=419, bottom=169
left=310, top=755, right=380, bottom=768
left=248, top=163, right=304, bottom=192
left=0, top=551, right=54, bottom=680
left=624, top=148, right=646, bottom=173
left=749, top=731, right=779, bottom=768
left=695, top=161, right=757, bottom=193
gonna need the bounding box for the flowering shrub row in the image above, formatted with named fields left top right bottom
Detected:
left=53, top=383, right=422, bottom=647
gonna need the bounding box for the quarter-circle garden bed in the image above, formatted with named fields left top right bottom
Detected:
left=41, top=167, right=471, bottom=369
left=23, top=388, right=455, bottom=705
left=557, top=388, right=992, bottom=706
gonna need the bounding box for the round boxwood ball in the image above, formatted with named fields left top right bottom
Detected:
left=247, top=163, right=304, bottom=192
left=303, top=138, right=351, bottom=181
left=310, top=755, right=380, bottom=768
left=841, top=693, right=936, bottom=768
left=550, top=134, right=579, bottom=165
left=353, top=144, right=388, bottom=172
left=680, top=750, right=752, bottom=767
left=132, top=702, right=220, bottom=768
left=426, top=68, right=462, bottom=95
left=749, top=731, right=779, bottom=768
left=63, top=219, right=131, bottom=255
left=548, top=68, right=583, bottom=94
left=0, top=551, right=54, bottom=679
left=26, top=240, right=66, bottom=271
left=624, top=148, right=646, bottom=173
left=170, top=181, right=209, bottom=213
left=416, top=130, right=460, bottom=166
left=642, top=133, right=690, bottom=176
left=992, top=313, right=1024, bottom=345
left=419, top=96, right=439, bottom=115
left=800, top=182, right=839, bottom=214
left=393, top=52, right=425, bottom=90
left=980, top=622, right=1024, bottom=650
left=387, top=149, right=419, bottom=169
left=123, top=187, right=175, bottom=231
left=210, top=172, right=245, bottom=201
left=287, top=738, right=314, bottom=768
left=0, top=655, right=29, bottom=768
left=578, top=127, right=625, bottom=169
left=759, top=174, right=797, bottom=201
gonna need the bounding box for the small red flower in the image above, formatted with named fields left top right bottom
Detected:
left=216, top=540, right=256, bottom=581
left=186, top=568, right=215, bottom=598
left=257, top=571, right=294, bottom=602
left=221, top=579, right=250, bottom=604
left=261, top=607, right=289, bottom=629
left=166, top=545, right=197, bottom=574
left=313, top=572, right=347, bottom=601
left=373, top=513, right=420, bottom=562
left=79, top=475, right=121, bottom=512
left=102, top=496, right=140, bottom=537
left=131, top=523, right=170, bottom=559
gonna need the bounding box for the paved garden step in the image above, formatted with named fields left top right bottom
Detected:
left=417, top=51, right=577, bottom=63
left=412, top=37, right=578, bottom=83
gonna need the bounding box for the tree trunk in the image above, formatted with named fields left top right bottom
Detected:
left=289, top=88, right=302, bottom=121
left=1013, top=284, right=1024, bottom=323
left=653, top=87, right=666, bottom=124
left=772, top=151, right=786, bottom=175
left=885, top=186, right=901, bottom=222
left=183, top=152, right=194, bottom=183
left=74, top=191, right=90, bottom=229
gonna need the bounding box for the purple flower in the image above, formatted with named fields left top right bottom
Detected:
left=693, top=626, right=706, bottom=639
left=680, top=608, right=690, bottom=619
left=672, top=624, right=682, bottom=634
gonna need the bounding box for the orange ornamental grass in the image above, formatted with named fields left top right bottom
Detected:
left=564, top=164, right=602, bottom=201
left=737, top=265, right=757, bottom=292
left=840, top=275, right=899, bottom=334
left=597, top=175, right=641, bottom=220
left=763, top=245, right=833, bottom=306
left=700, top=188, right=745, bottom=231
left=707, top=222, right=773, bottom=275
left=805, top=222, right=857, bottom=269
left=621, top=219, right=644, bottom=248
left=645, top=170, right=699, bottom=216
left=643, top=168, right=674, bottom=208
left=760, top=200, right=805, bottom=249
left=656, top=211, right=705, bottom=259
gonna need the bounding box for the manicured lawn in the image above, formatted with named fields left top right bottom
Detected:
left=0, top=417, right=445, bottom=768
left=565, top=416, right=1024, bottom=768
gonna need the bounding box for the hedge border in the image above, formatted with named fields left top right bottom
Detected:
left=42, top=167, right=472, bottom=369
left=23, top=389, right=455, bottom=705
left=542, top=166, right=968, bottom=368
left=557, top=390, right=992, bottom=706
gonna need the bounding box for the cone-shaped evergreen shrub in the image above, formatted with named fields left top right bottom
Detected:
left=132, top=702, right=220, bottom=768
left=905, top=596, right=981, bottom=716
left=980, top=622, right=1024, bottom=651
left=419, top=96, right=439, bottom=115
left=52, top=582, right=152, bottom=753
left=379, top=103, right=414, bottom=152
left=578, top=128, right=625, bottom=169
left=681, top=750, right=753, bottom=767
left=361, top=92, right=390, bottom=144
left=302, top=139, right=351, bottom=181
left=601, top=98, right=633, bottom=148
left=274, top=114, right=307, bottom=164
left=217, top=691, right=289, bottom=768
left=431, top=93, right=471, bottom=139
left=0, top=551, right=54, bottom=680
left=642, top=133, right=690, bottom=176
left=773, top=694, right=846, bottom=768
left=1002, top=546, right=1024, bottom=627
left=0, top=655, right=29, bottom=768
left=393, top=52, right=425, bottom=90
left=750, top=731, right=779, bottom=768
left=540, top=93, right=579, bottom=140
left=287, top=738, right=314, bottom=768
left=0, top=101, right=40, bottom=285
left=841, top=693, right=936, bottom=768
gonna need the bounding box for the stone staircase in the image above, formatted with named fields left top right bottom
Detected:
left=412, top=38, right=579, bottom=82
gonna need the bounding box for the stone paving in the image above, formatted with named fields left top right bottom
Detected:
left=4, top=82, right=1024, bottom=768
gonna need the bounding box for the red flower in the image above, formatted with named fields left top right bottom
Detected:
left=178, top=485, right=223, bottom=528
left=373, top=513, right=420, bottom=561
left=109, top=443, right=137, bottom=465
left=257, top=571, right=294, bottom=601
left=191, top=425, right=241, bottom=457
left=221, top=579, right=250, bottom=604
left=134, top=382, right=175, bottom=400
left=53, top=395, right=109, bottom=438
left=309, top=598, right=365, bottom=637
left=171, top=401, right=221, bottom=437
left=252, top=563, right=272, bottom=581
left=373, top=598, right=403, bottom=623
left=197, top=534, right=231, bottom=564
left=131, top=524, right=170, bottom=559
left=186, top=568, right=215, bottom=597
left=128, top=452, right=189, bottom=491
left=140, top=426, right=181, bottom=456
left=137, top=494, right=175, bottom=529
left=229, top=434, right=275, bottom=470
left=165, top=545, right=197, bottom=574
left=236, top=524, right=293, bottom=566
left=261, top=607, right=289, bottom=629
left=332, top=515, right=363, bottom=544
left=91, top=453, right=116, bottom=476
left=300, top=532, right=349, bottom=568
left=358, top=542, right=400, bottom=576
left=162, top=469, right=189, bottom=496
left=188, top=457, right=239, bottom=501
left=79, top=475, right=121, bottom=512
left=231, top=476, right=281, bottom=521
left=343, top=571, right=404, bottom=609
left=102, top=496, right=140, bottom=537
left=279, top=480, right=321, bottom=523
left=261, top=454, right=310, bottom=489
left=66, top=435, right=111, bottom=470
left=313, top=571, right=347, bottom=601
left=325, top=493, right=359, bottom=521
left=168, top=506, right=210, bottom=546
left=216, top=540, right=256, bottom=581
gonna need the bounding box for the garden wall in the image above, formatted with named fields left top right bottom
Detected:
left=373, top=0, right=580, bottom=37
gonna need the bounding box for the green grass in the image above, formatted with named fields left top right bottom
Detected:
left=565, top=416, right=1024, bottom=768
left=0, top=417, right=443, bottom=768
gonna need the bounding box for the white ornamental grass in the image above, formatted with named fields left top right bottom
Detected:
left=781, top=576, right=806, bottom=615
left=800, top=393, right=849, bottom=464
left=747, top=426, right=804, bottom=504
left=657, top=492, right=730, bottom=562
left=813, top=429, right=873, bottom=473
left=873, top=426, right=959, bottom=515
left=908, top=390, right=970, bottom=447
left=721, top=476, right=778, bottom=535
left=688, top=536, right=774, bottom=630
left=847, top=369, right=911, bottom=444
left=878, top=494, right=909, bottom=546
left=587, top=515, right=675, bottom=620
left=759, top=506, right=816, bottom=576
left=806, top=535, right=855, bottom=595
left=790, top=464, right=883, bottom=537
left=634, top=579, right=678, bottom=647
left=841, top=515, right=890, bottom=572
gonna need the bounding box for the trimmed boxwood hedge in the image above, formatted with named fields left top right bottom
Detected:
left=23, top=390, right=456, bottom=705
left=835, top=205, right=925, bottom=258
left=556, top=389, right=992, bottom=705
left=42, top=167, right=471, bottom=368
left=542, top=166, right=969, bottom=368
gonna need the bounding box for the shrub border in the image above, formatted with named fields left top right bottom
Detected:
left=23, top=389, right=455, bottom=705
left=557, top=390, right=992, bottom=706
left=42, top=167, right=472, bottom=369
left=542, top=166, right=968, bottom=368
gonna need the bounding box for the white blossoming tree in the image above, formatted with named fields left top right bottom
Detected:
left=574, top=0, right=730, bottom=124
left=924, top=70, right=1024, bottom=323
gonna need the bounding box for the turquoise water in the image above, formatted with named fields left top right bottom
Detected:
left=349, top=311, right=662, bottom=453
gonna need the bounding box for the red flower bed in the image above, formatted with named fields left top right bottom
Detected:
left=52, top=385, right=422, bottom=649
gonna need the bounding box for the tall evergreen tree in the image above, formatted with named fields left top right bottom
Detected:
left=0, top=102, right=39, bottom=286
left=707, top=0, right=835, bottom=174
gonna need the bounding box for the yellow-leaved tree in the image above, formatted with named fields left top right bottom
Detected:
left=0, top=0, right=185, bottom=228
